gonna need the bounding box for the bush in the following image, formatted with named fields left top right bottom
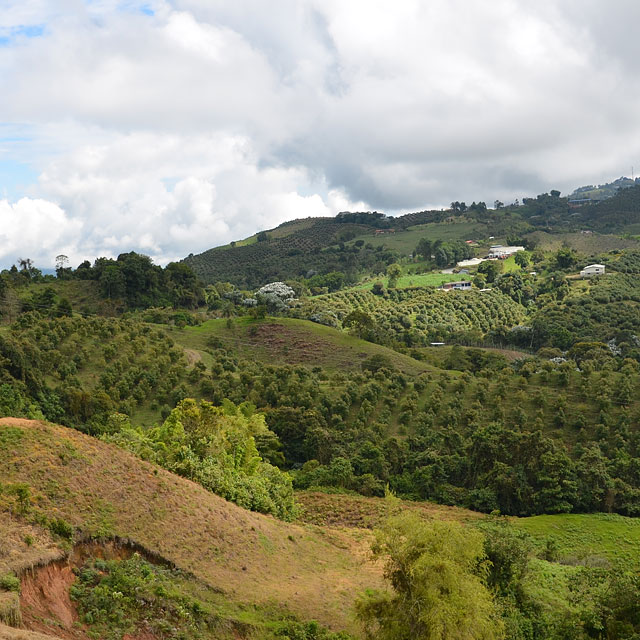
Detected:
left=48, top=517, right=74, bottom=539
left=0, top=573, right=20, bottom=592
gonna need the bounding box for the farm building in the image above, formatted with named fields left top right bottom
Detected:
left=488, top=245, right=525, bottom=259
left=442, top=281, right=472, bottom=291
left=580, top=264, right=605, bottom=278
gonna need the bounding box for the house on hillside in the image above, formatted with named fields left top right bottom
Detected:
left=580, top=264, right=605, bottom=278
left=488, top=245, right=525, bottom=259
left=441, top=281, right=472, bottom=291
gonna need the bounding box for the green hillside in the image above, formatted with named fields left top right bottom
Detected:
left=0, top=417, right=381, bottom=637
left=4, top=185, right=640, bottom=639
left=175, top=316, right=432, bottom=375
left=2, top=311, right=640, bottom=519
left=579, top=184, right=640, bottom=232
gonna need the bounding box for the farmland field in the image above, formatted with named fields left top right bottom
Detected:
left=350, top=220, right=488, bottom=254
left=346, top=271, right=469, bottom=291
left=299, top=286, right=526, bottom=342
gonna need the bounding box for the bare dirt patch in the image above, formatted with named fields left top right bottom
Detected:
left=183, top=348, right=202, bottom=366
left=246, top=323, right=336, bottom=365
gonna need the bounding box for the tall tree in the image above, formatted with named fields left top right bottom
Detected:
left=356, top=513, right=504, bottom=640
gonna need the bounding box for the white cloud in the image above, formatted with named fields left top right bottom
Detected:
left=0, top=197, right=83, bottom=266
left=2, top=0, right=640, bottom=266
left=3, top=129, right=365, bottom=267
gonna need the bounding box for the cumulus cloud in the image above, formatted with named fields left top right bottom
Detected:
left=0, top=198, right=83, bottom=266
left=1, top=0, right=640, bottom=267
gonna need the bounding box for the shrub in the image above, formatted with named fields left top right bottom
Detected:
left=0, top=573, right=20, bottom=592
left=48, top=517, right=74, bottom=539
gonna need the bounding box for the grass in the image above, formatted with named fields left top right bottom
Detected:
left=0, top=417, right=382, bottom=636
left=174, top=316, right=432, bottom=375
left=499, top=254, right=521, bottom=273
left=350, top=220, right=487, bottom=255
left=514, top=513, right=640, bottom=565
left=346, top=272, right=467, bottom=291
left=296, top=491, right=481, bottom=529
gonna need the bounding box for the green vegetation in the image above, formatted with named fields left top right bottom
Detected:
left=298, top=287, right=525, bottom=344
left=514, top=513, right=640, bottom=565
left=105, top=398, right=297, bottom=520
left=356, top=513, right=504, bottom=640
left=1, top=251, right=204, bottom=317
left=70, top=554, right=220, bottom=640
left=4, top=187, right=640, bottom=639
left=2, top=309, right=640, bottom=518
left=580, top=184, right=640, bottom=232
left=569, top=176, right=640, bottom=202
left=0, top=574, right=19, bottom=593
left=70, top=553, right=352, bottom=640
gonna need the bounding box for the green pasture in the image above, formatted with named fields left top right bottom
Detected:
left=174, top=316, right=431, bottom=376
left=515, top=513, right=640, bottom=565
left=349, top=220, right=488, bottom=254
left=347, top=271, right=467, bottom=291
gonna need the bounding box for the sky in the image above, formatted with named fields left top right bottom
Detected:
left=1, top=0, right=640, bottom=269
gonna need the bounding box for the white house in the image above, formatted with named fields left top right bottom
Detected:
left=488, top=245, right=525, bottom=259
left=442, top=281, right=472, bottom=291
left=580, top=264, right=605, bottom=278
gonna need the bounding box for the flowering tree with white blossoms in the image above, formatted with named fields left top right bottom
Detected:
left=256, top=282, right=296, bottom=300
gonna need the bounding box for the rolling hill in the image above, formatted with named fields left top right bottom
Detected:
left=0, top=417, right=383, bottom=638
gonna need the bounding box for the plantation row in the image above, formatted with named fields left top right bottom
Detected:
left=523, top=273, right=640, bottom=352
left=184, top=219, right=381, bottom=287
left=296, top=288, right=526, bottom=343
left=1, top=312, right=640, bottom=518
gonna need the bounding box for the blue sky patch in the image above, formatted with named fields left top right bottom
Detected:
left=0, top=159, right=38, bottom=201
left=0, top=23, right=45, bottom=47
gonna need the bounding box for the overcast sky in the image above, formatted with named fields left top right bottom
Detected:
left=1, top=0, right=640, bottom=268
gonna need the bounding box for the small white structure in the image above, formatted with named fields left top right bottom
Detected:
left=580, top=264, right=605, bottom=278
left=442, top=281, right=472, bottom=291
left=456, top=257, right=484, bottom=268
left=488, top=245, right=525, bottom=259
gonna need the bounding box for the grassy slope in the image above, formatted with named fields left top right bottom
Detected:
left=296, top=491, right=481, bottom=529
left=514, top=514, right=640, bottom=565
left=297, top=491, right=640, bottom=566
left=525, top=230, right=640, bottom=253
left=0, top=418, right=383, bottom=635
left=173, top=317, right=432, bottom=375
left=205, top=219, right=321, bottom=252
left=350, top=220, right=488, bottom=254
